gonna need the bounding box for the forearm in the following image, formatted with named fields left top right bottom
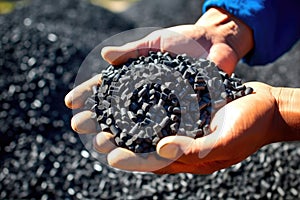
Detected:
left=272, top=87, right=300, bottom=142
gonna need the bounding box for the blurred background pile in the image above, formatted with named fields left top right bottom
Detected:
left=0, top=0, right=299, bottom=199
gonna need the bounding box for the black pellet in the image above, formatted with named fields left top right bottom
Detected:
left=100, top=123, right=110, bottom=131
left=159, top=116, right=171, bottom=128
left=110, top=124, right=121, bottom=136
left=170, top=123, right=179, bottom=133
left=129, top=123, right=139, bottom=135
left=106, top=118, right=113, bottom=126
left=153, top=124, right=161, bottom=134
left=172, top=107, right=181, bottom=114
left=245, top=87, right=254, bottom=95
left=120, top=107, right=126, bottom=116
left=158, top=99, right=165, bottom=107
left=120, top=131, right=129, bottom=141
left=125, top=139, right=133, bottom=146
left=127, top=111, right=136, bottom=121
left=138, top=87, right=147, bottom=98
left=107, top=107, right=114, bottom=117
left=170, top=114, right=179, bottom=122
left=115, top=137, right=124, bottom=146
left=137, top=109, right=144, bottom=116
left=152, top=137, right=160, bottom=146
left=203, top=124, right=211, bottom=136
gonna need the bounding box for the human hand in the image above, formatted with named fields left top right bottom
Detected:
left=65, top=79, right=279, bottom=174
left=154, top=82, right=281, bottom=174
left=101, top=7, right=253, bottom=75
left=65, top=74, right=177, bottom=173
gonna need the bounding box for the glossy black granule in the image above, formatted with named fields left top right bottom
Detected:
left=87, top=51, right=253, bottom=153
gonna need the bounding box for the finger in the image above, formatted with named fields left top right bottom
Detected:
left=207, top=43, right=238, bottom=75
left=101, top=32, right=161, bottom=65
left=93, top=132, right=117, bottom=154
left=107, top=148, right=172, bottom=172
left=71, top=110, right=98, bottom=134
left=65, top=74, right=102, bottom=109
left=157, top=133, right=225, bottom=163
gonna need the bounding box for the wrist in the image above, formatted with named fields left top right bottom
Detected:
left=271, top=86, right=300, bottom=142
left=195, top=7, right=254, bottom=61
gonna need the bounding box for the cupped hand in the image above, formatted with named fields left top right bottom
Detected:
left=66, top=79, right=280, bottom=174
left=65, top=74, right=180, bottom=173
left=155, top=82, right=280, bottom=174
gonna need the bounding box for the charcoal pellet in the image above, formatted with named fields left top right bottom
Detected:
left=172, top=107, right=181, bottom=114
left=110, top=124, right=121, bottom=136
left=129, top=123, right=139, bottom=135
left=153, top=124, right=162, bottom=134
left=115, top=137, right=123, bottom=146
left=137, top=109, right=144, bottom=116
left=159, top=116, right=171, bottom=128
left=170, top=114, right=179, bottom=122
left=125, top=139, right=133, bottom=146
left=106, top=118, right=113, bottom=126
left=120, top=131, right=128, bottom=141
left=245, top=87, right=254, bottom=95
left=157, top=130, right=164, bottom=139
left=127, top=111, right=136, bottom=121
left=142, top=102, right=150, bottom=111
left=146, top=127, right=153, bottom=137
left=107, top=107, right=114, bottom=117
left=137, top=130, right=146, bottom=138
left=92, top=85, right=98, bottom=95
left=170, top=123, right=179, bottom=133
left=143, top=117, right=154, bottom=125
left=152, top=137, right=160, bottom=146
left=203, top=124, right=211, bottom=136
left=120, top=107, right=126, bottom=116
left=158, top=99, right=165, bottom=107
left=100, top=123, right=110, bottom=131
left=167, top=106, right=174, bottom=113
left=138, top=87, right=147, bottom=97
left=235, top=84, right=246, bottom=91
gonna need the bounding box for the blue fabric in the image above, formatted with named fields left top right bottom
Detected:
left=202, top=0, right=300, bottom=66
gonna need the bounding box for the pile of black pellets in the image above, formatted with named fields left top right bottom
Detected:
left=1, top=0, right=300, bottom=199
left=88, top=52, right=253, bottom=153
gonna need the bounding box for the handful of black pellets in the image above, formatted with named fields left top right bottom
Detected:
left=86, top=51, right=253, bottom=153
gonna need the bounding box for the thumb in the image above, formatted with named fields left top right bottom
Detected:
left=157, top=131, right=224, bottom=163
left=156, top=135, right=194, bottom=160
left=207, top=43, right=238, bottom=75
left=101, top=32, right=161, bottom=65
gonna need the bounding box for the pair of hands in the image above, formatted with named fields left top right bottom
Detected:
left=65, top=8, right=281, bottom=174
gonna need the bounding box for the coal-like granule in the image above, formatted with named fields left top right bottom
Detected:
left=87, top=51, right=253, bottom=153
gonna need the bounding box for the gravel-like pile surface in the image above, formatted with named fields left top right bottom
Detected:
left=1, top=0, right=299, bottom=199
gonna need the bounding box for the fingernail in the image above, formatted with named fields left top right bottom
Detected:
left=64, top=91, right=73, bottom=108
left=158, top=144, right=181, bottom=160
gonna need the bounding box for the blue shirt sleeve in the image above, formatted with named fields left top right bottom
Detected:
left=202, top=0, right=300, bottom=66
